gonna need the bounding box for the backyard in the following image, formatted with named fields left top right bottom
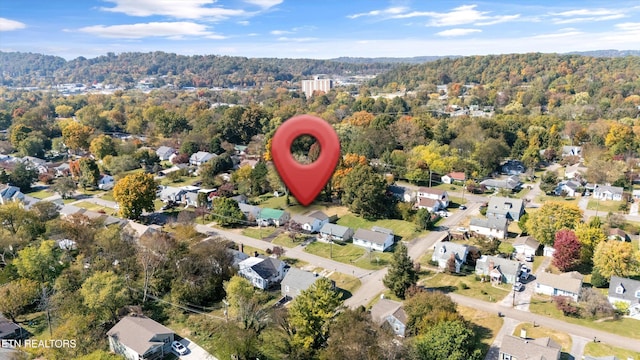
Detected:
left=420, top=272, right=512, bottom=303
left=336, top=214, right=426, bottom=241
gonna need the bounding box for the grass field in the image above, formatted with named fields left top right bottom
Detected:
left=329, top=272, right=361, bottom=298
left=257, top=195, right=350, bottom=217
left=337, top=214, right=426, bottom=241
left=535, top=194, right=580, bottom=206
left=513, top=323, right=572, bottom=356
left=587, top=199, right=624, bottom=214
left=27, top=188, right=53, bottom=199
left=529, top=294, right=640, bottom=339
left=353, top=251, right=394, bottom=270
left=458, top=305, right=504, bottom=356
left=304, top=241, right=366, bottom=264
left=242, top=226, right=276, bottom=239
left=73, top=201, right=116, bottom=214
left=584, top=342, right=640, bottom=359
left=420, top=272, right=511, bottom=303
left=159, top=175, right=201, bottom=187
left=271, top=233, right=302, bottom=248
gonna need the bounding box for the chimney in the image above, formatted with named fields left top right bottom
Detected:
left=520, top=329, right=527, bottom=339
left=489, top=261, right=495, bottom=272
left=239, top=243, right=244, bottom=253
left=254, top=251, right=259, bottom=257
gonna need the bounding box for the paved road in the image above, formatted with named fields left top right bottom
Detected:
left=449, top=293, right=640, bottom=353
left=485, top=317, right=520, bottom=360
left=570, top=334, right=590, bottom=360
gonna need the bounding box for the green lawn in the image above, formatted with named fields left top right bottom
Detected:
left=101, top=191, right=115, bottom=202
left=529, top=294, right=640, bottom=339
left=73, top=201, right=115, bottom=214
left=587, top=199, right=624, bottom=214
left=159, top=175, right=201, bottom=187
left=27, top=188, right=53, bottom=199
left=329, top=272, right=361, bottom=298
left=584, top=342, right=640, bottom=359
left=420, top=272, right=511, bottom=303
left=513, top=323, right=572, bottom=356
left=337, top=214, right=426, bottom=241
left=535, top=194, right=580, bottom=206
left=304, top=241, right=366, bottom=264
left=242, top=227, right=276, bottom=239
left=353, top=251, right=394, bottom=270
left=458, top=305, right=504, bottom=356
left=448, top=196, right=467, bottom=206
left=271, top=233, right=301, bottom=248
left=258, top=195, right=349, bottom=217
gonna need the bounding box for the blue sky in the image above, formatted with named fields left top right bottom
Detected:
left=1, top=0, right=639, bottom=59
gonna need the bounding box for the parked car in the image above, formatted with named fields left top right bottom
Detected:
left=459, top=205, right=467, bottom=210
left=525, top=254, right=534, bottom=262
left=520, top=266, right=531, bottom=280
left=171, top=341, right=188, bottom=355
left=513, top=282, right=524, bottom=292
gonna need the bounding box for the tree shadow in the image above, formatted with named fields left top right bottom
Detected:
left=470, top=323, right=493, bottom=356
left=423, top=285, right=458, bottom=293
left=337, top=288, right=352, bottom=300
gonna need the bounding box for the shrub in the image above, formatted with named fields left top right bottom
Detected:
left=459, top=282, right=469, bottom=290
left=579, top=288, right=615, bottom=319
left=553, top=296, right=580, bottom=317
left=613, top=301, right=630, bottom=316
left=590, top=268, right=609, bottom=288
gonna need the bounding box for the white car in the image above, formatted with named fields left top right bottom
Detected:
left=171, top=341, right=188, bottom=355
left=513, top=282, right=524, bottom=292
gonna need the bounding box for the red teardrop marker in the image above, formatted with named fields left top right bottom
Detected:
left=271, top=115, right=341, bottom=206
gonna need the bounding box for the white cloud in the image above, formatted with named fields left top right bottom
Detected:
left=100, top=0, right=247, bottom=19
left=347, top=6, right=408, bottom=19
left=277, top=37, right=318, bottom=42
left=243, top=0, right=282, bottom=8
left=475, top=14, right=521, bottom=26
left=77, top=22, right=224, bottom=39
left=550, top=8, right=627, bottom=24
left=436, top=28, right=481, bottom=37
left=271, top=30, right=293, bottom=35
left=0, top=17, right=26, bottom=31
left=237, top=20, right=250, bottom=26
left=530, top=28, right=584, bottom=39
left=616, top=22, right=640, bottom=31
left=386, top=4, right=520, bottom=27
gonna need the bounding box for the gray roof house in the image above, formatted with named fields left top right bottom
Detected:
left=480, top=175, right=522, bottom=191
left=238, top=255, right=289, bottom=290
left=107, top=316, right=175, bottom=360
left=475, top=255, right=522, bottom=284
left=432, top=242, right=469, bottom=273
left=158, top=186, right=186, bottom=203
left=501, top=160, right=526, bottom=175
left=608, top=276, right=640, bottom=319
left=352, top=227, right=394, bottom=252
left=189, top=151, right=216, bottom=166
left=281, top=268, right=333, bottom=300
left=0, top=315, right=25, bottom=340
left=388, top=185, right=415, bottom=203
left=555, top=180, right=581, bottom=197
left=513, top=236, right=540, bottom=257
left=593, top=185, right=624, bottom=201
left=370, top=298, right=407, bottom=337
left=469, top=216, right=508, bottom=239
left=499, top=335, right=561, bottom=360
left=318, top=223, right=354, bottom=242
left=155, top=146, right=176, bottom=161
left=486, top=196, right=525, bottom=220
left=0, top=184, right=24, bottom=205
left=535, top=271, right=584, bottom=302
left=561, top=145, right=582, bottom=157
left=292, top=214, right=323, bottom=233
left=239, top=203, right=261, bottom=221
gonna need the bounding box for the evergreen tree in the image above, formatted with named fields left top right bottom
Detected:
left=383, top=242, right=417, bottom=299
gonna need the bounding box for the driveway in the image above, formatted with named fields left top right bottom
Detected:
left=177, top=338, right=218, bottom=360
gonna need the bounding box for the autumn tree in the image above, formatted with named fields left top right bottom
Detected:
left=78, top=158, right=100, bottom=190
left=223, top=276, right=270, bottom=332
left=412, top=320, right=483, bottom=360
left=13, top=240, right=61, bottom=284
left=404, top=289, right=462, bottom=336
left=113, top=172, right=157, bottom=220
left=289, top=277, right=343, bottom=352
left=138, top=232, right=177, bottom=302
left=574, top=223, right=606, bottom=264
left=342, top=164, right=392, bottom=219
left=383, top=242, right=417, bottom=299
left=80, top=271, right=128, bottom=323
left=525, top=202, right=583, bottom=246
left=62, top=121, right=93, bottom=152
left=552, top=229, right=582, bottom=271
left=51, top=176, right=77, bottom=199
left=0, top=278, right=39, bottom=322
left=605, top=122, right=635, bottom=155
left=593, top=240, right=638, bottom=278
left=8, top=161, right=38, bottom=192
left=89, top=134, right=117, bottom=160
left=55, top=104, right=74, bottom=118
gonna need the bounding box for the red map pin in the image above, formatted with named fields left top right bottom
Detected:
left=271, top=115, right=341, bottom=206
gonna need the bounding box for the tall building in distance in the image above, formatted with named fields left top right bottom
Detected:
left=301, top=75, right=333, bottom=98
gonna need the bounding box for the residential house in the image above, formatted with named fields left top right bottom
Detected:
left=543, top=245, right=556, bottom=258
left=469, top=217, right=508, bottom=239
left=183, top=192, right=198, bottom=208
left=441, top=171, right=466, bottom=184
left=158, top=163, right=187, bottom=177
left=499, top=335, right=561, bottom=360
left=432, top=242, right=469, bottom=273
left=239, top=203, right=261, bottom=222
left=633, top=189, right=640, bottom=200
left=53, top=162, right=71, bottom=177
left=258, top=208, right=290, bottom=227
left=291, top=214, right=322, bottom=233
left=307, top=210, right=329, bottom=227
left=21, top=156, right=48, bottom=174
left=370, top=298, right=407, bottom=337
left=352, top=227, right=395, bottom=252
left=231, top=194, right=248, bottom=204
left=501, top=160, right=526, bottom=175
left=535, top=271, right=584, bottom=301
left=59, top=204, right=85, bottom=218
left=239, top=159, right=258, bottom=169
left=189, top=151, right=215, bottom=166
left=416, top=187, right=450, bottom=208
left=480, top=175, right=522, bottom=192
left=158, top=186, right=186, bottom=203
left=238, top=255, right=289, bottom=290
left=608, top=228, right=631, bottom=242
left=486, top=197, right=525, bottom=221
left=0, top=184, right=24, bottom=205
left=608, top=276, right=640, bottom=319
left=564, top=163, right=588, bottom=180
left=318, top=223, right=354, bottom=243
left=155, top=146, right=176, bottom=162
left=561, top=145, right=582, bottom=158
left=388, top=185, right=414, bottom=203
left=554, top=180, right=581, bottom=197
left=416, top=197, right=445, bottom=212
left=513, top=236, right=540, bottom=257
left=593, top=185, right=624, bottom=201
left=123, top=221, right=162, bottom=240
left=107, top=315, right=175, bottom=360
left=281, top=268, right=333, bottom=300
left=98, top=174, right=115, bottom=190
left=0, top=315, right=25, bottom=340
left=475, top=255, right=522, bottom=284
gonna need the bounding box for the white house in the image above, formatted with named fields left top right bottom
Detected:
left=543, top=245, right=556, bottom=257
left=0, top=185, right=24, bottom=205
left=469, top=217, right=508, bottom=239
left=555, top=180, right=581, bottom=197
left=370, top=298, right=407, bottom=337
left=416, top=197, right=445, bottom=212
left=238, top=256, right=289, bottom=290
left=513, top=236, right=540, bottom=257
left=107, top=316, right=175, bottom=360
left=388, top=185, right=414, bottom=203
left=441, top=172, right=466, bottom=184
left=535, top=271, right=584, bottom=301
left=20, top=156, right=48, bottom=174
left=98, top=174, right=115, bottom=190
left=155, top=146, right=176, bottom=162
left=189, top=151, right=215, bottom=166
left=593, top=185, right=624, bottom=201
left=281, top=268, right=333, bottom=300
left=352, top=227, right=394, bottom=252
left=158, top=186, right=186, bottom=203
left=432, top=242, right=469, bottom=273
left=416, top=187, right=449, bottom=208
left=292, top=214, right=323, bottom=233
left=318, top=223, right=354, bottom=243
left=608, top=276, right=640, bottom=319
left=564, top=163, right=588, bottom=180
